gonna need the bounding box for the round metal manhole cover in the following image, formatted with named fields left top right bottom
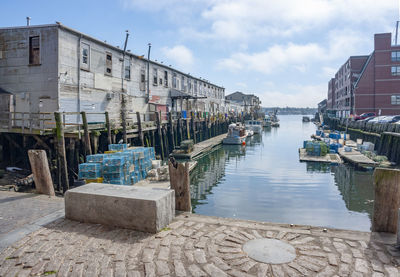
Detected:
left=243, top=238, right=296, bottom=264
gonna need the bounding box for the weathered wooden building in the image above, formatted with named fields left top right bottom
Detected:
left=0, top=23, right=226, bottom=126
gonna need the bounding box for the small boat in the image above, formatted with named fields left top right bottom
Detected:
left=302, top=116, right=310, bottom=122
left=269, top=111, right=280, bottom=127
left=246, top=129, right=254, bottom=137
left=223, top=123, right=247, bottom=145
left=245, top=120, right=262, bottom=134
left=263, top=116, right=272, bottom=127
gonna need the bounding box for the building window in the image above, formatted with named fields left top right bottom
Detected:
left=105, top=52, right=112, bottom=75
left=172, top=73, right=177, bottom=88
left=391, top=95, right=400, bottom=105
left=159, top=78, right=163, bottom=85
left=164, top=71, right=168, bottom=87
left=29, top=36, right=40, bottom=65
left=81, top=43, right=90, bottom=70
left=140, top=69, right=145, bottom=91
left=392, top=51, right=400, bottom=62
left=392, top=66, right=400, bottom=76
left=153, top=68, right=158, bottom=85
left=124, top=58, right=130, bottom=79
left=181, top=76, right=185, bottom=91
left=194, top=80, right=198, bottom=93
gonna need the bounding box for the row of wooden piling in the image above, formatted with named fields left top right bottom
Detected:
left=0, top=111, right=244, bottom=194
left=324, top=117, right=400, bottom=164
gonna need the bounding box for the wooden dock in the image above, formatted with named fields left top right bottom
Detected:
left=338, top=147, right=378, bottom=166
left=298, top=148, right=342, bottom=164
left=171, top=133, right=227, bottom=160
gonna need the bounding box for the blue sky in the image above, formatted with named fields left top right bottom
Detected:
left=1, top=0, right=398, bottom=107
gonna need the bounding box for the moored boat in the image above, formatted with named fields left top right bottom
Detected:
left=246, top=129, right=254, bottom=137
left=263, top=116, right=272, bottom=127
left=245, top=120, right=262, bottom=134
left=223, top=123, right=247, bottom=145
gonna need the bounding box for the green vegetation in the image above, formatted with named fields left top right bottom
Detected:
left=43, top=271, right=57, bottom=275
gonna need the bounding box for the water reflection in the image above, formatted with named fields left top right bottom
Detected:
left=189, top=115, right=374, bottom=231
left=331, top=165, right=374, bottom=216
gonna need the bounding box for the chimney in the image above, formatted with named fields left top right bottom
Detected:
left=26, top=17, right=31, bottom=26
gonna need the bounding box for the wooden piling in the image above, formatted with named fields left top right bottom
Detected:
left=80, top=112, right=92, bottom=156
left=136, top=112, right=144, bottom=146
left=191, top=112, right=196, bottom=144
left=168, top=158, right=191, bottom=212
left=177, top=114, right=182, bottom=146
left=105, top=111, right=112, bottom=145
left=54, top=112, right=70, bottom=192
left=372, top=168, right=400, bottom=233
left=168, top=112, right=175, bottom=150
left=28, top=150, right=55, bottom=196
left=155, top=112, right=164, bottom=160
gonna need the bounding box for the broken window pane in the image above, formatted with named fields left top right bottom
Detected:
left=29, top=36, right=40, bottom=65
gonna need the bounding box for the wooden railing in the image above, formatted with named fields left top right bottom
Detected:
left=0, top=110, right=239, bottom=135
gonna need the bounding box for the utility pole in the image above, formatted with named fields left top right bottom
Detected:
left=121, top=30, right=129, bottom=92
left=121, top=30, right=129, bottom=143
left=147, top=43, right=151, bottom=103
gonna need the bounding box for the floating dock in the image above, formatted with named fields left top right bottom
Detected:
left=338, top=148, right=378, bottom=167
left=171, top=133, right=227, bottom=160
left=298, top=148, right=342, bottom=164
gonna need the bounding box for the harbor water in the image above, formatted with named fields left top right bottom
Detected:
left=190, top=115, right=374, bottom=232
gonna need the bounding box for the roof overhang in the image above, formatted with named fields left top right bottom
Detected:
left=0, top=87, right=12, bottom=95
left=169, top=89, right=207, bottom=99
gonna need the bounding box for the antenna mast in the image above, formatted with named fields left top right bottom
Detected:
left=396, top=1, right=400, bottom=45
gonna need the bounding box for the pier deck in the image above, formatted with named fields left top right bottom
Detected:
left=171, top=133, right=227, bottom=160
left=299, top=148, right=342, bottom=164
left=338, top=148, right=378, bottom=167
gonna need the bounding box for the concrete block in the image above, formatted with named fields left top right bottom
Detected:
left=65, top=183, right=175, bottom=233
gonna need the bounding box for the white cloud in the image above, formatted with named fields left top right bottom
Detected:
left=260, top=84, right=327, bottom=108
left=161, top=45, right=194, bottom=69
left=217, top=42, right=324, bottom=74
left=321, top=66, right=337, bottom=78
left=217, top=28, right=373, bottom=76
left=191, top=0, right=395, bottom=42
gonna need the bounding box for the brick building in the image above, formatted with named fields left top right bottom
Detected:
left=327, top=32, right=400, bottom=117
left=353, top=33, right=400, bottom=116
left=328, top=56, right=368, bottom=117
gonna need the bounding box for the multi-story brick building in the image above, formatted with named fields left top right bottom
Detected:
left=327, top=78, right=335, bottom=110
left=353, top=33, right=400, bottom=116
left=327, top=32, right=400, bottom=117
left=329, top=56, right=368, bottom=118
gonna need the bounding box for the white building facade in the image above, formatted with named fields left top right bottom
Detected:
left=0, top=23, right=226, bottom=126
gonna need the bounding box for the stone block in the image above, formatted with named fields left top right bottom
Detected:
left=65, top=183, right=175, bottom=233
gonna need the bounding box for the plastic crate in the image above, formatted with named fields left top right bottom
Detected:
left=108, top=144, right=128, bottom=151
left=103, top=156, right=126, bottom=167
left=86, top=154, right=107, bottom=163
left=103, top=178, right=127, bottom=185
left=78, top=163, right=102, bottom=179
left=103, top=172, right=126, bottom=179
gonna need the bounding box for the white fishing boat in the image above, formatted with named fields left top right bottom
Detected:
left=246, top=129, right=254, bottom=137
left=263, top=116, right=272, bottom=127
left=245, top=120, right=262, bottom=134
left=223, top=123, right=247, bottom=145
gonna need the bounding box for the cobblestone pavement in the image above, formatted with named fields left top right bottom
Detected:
left=0, top=213, right=400, bottom=276
left=0, top=191, right=64, bottom=237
